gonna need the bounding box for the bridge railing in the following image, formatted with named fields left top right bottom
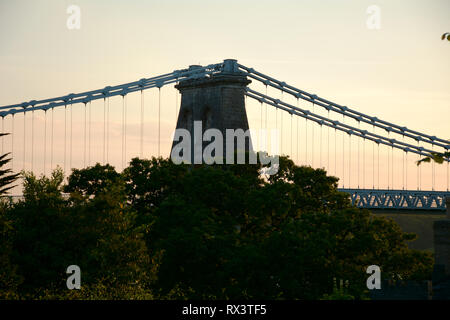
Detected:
left=338, top=188, right=450, bottom=210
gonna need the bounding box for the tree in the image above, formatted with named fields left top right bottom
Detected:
left=136, top=156, right=432, bottom=299
left=0, top=135, right=22, bottom=298
left=8, top=167, right=151, bottom=297
left=64, top=163, right=122, bottom=197
left=123, top=157, right=189, bottom=219
left=0, top=200, right=22, bottom=299
left=0, top=152, right=20, bottom=195
left=1, top=155, right=434, bottom=300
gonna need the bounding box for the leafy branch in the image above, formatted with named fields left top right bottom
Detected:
left=0, top=133, right=20, bottom=195
left=416, top=151, right=450, bottom=166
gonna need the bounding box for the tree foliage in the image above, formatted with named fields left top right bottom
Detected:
left=0, top=157, right=434, bottom=300
left=0, top=145, right=21, bottom=298
left=135, top=156, right=432, bottom=299
left=0, top=152, right=20, bottom=195
left=416, top=151, right=450, bottom=166
left=6, top=165, right=150, bottom=298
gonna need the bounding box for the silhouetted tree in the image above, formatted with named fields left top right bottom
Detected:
left=0, top=155, right=434, bottom=300
left=64, top=163, right=122, bottom=197
left=0, top=134, right=21, bottom=298
left=129, top=156, right=433, bottom=299
left=7, top=167, right=151, bottom=298
left=0, top=136, right=20, bottom=195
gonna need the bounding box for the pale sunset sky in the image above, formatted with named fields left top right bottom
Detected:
left=0, top=0, right=449, bottom=193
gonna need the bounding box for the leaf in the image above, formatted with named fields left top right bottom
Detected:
left=431, top=153, right=444, bottom=164
left=416, top=157, right=431, bottom=166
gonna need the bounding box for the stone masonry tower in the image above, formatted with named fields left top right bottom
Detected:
left=432, top=197, right=450, bottom=299
left=171, top=59, right=252, bottom=163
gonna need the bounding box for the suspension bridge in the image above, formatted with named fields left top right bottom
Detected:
left=1, top=59, right=449, bottom=210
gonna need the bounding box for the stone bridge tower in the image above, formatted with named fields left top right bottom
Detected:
left=432, top=197, right=450, bottom=299
left=171, top=59, right=253, bottom=164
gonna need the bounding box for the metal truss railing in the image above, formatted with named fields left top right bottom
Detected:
left=338, top=188, right=450, bottom=210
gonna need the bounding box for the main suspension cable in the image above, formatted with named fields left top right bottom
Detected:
left=239, top=64, right=448, bottom=147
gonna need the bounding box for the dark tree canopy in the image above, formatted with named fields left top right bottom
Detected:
left=0, top=156, right=433, bottom=299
